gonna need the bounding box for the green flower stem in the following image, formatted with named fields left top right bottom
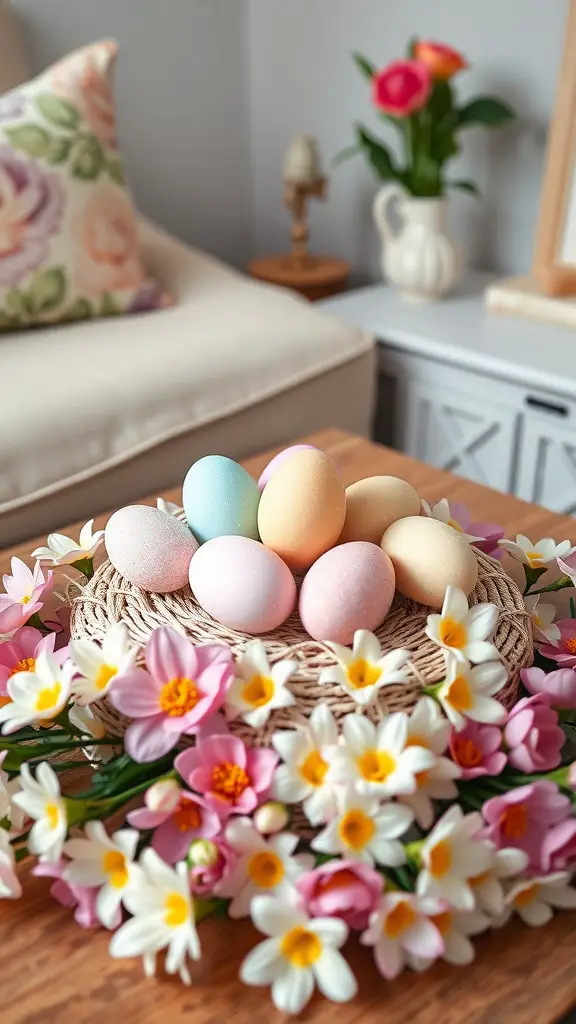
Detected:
left=194, top=897, right=226, bottom=924
left=571, top=597, right=576, bottom=619
left=26, top=612, right=49, bottom=633
left=528, top=575, right=574, bottom=596
left=71, top=556, right=94, bottom=579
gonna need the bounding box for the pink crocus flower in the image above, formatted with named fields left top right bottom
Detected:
left=521, top=666, right=576, bottom=710
left=191, top=838, right=237, bottom=895
left=108, top=626, right=234, bottom=762
left=127, top=786, right=221, bottom=864
left=175, top=731, right=278, bottom=821
left=538, top=620, right=576, bottom=668
left=0, top=558, right=53, bottom=633
left=558, top=550, right=576, bottom=585
left=504, top=693, right=564, bottom=773
left=448, top=502, right=506, bottom=559
left=0, top=626, right=67, bottom=703
left=296, top=859, right=384, bottom=931
left=33, top=859, right=104, bottom=929
left=481, top=781, right=571, bottom=869
left=449, top=721, right=506, bottom=780
left=540, top=819, right=576, bottom=873
left=569, top=762, right=576, bottom=788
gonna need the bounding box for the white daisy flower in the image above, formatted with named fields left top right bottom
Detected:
left=397, top=697, right=461, bottom=829
left=319, top=630, right=411, bottom=707
left=417, top=805, right=494, bottom=912
left=64, top=822, right=141, bottom=928
left=0, top=650, right=75, bottom=734
left=360, top=891, right=444, bottom=980
left=156, top=497, right=183, bottom=517
left=502, top=871, right=576, bottom=927
left=12, top=762, right=67, bottom=863
left=425, top=586, right=499, bottom=664
left=110, top=849, right=201, bottom=984
left=217, top=817, right=312, bottom=918
left=421, top=498, right=483, bottom=544
left=311, top=787, right=413, bottom=867
left=411, top=906, right=491, bottom=968
left=70, top=622, right=138, bottom=705
left=32, top=519, right=105, bottom=566
left=328, top=712, right=435, bottom=798
left=272, top=704, right=339, bottom=826
left=240, top=894, right=357, bottom=1014
left=524, top=595, right=561, bottom=646
left=0, top=829, right=21, bottom=900
left=469, top=847, right=528, bottom=917
left=437, top=653, right=507, bottom=731
left=0, top=752, right=25, bottom=832
left=498, top=534, right=573, bottom=568
left=68, top=703, right=115, bottom=762
left=225, top=641, right=297, bottom=728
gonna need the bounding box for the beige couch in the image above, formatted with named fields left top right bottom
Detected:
left=0, top=7, right=375, bottom=548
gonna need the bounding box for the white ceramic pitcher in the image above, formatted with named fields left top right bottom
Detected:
left=373, top=184, right=463, bottom=301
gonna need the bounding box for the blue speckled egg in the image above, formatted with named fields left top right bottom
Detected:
left=183, top=455, right=260, bottom=544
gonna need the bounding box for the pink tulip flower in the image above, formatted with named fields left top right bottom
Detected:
left=109, top=626, right=233, bottom=762
left=449, top=721, right=507, bottom=779
left=540, top=819, right=576, bottom=873
left=175, top=732, right=278, bottom=821
left=538, top=620, right=576, bottom=668
left=296, top=860, right=384, bottom=931
left=0, top=558, right=53, bottom=633
left=0, top=627, right=67, bottom=704
left=481, top=781, right=571, bottom=868
left=33, top=860, right=105, bottom=929
left=504, top=693, right=564, bottom=773
left=521, top=666, right=576, bottom=710
left=127, top=787, right=221, bottom=864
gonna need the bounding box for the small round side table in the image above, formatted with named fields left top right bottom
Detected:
left=248, top=254, right=350, bottom=302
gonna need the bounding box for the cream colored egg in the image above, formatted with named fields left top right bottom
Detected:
left=339, top=475, right=421, bottom=545
left=380, top=516, right=478, bottom=609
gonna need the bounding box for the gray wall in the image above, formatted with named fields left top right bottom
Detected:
left=11, top=0, right=253, bottom=267
left=247, top=0, right=569, bottom=281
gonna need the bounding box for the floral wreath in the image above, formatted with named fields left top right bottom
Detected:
left=1, top=498, right=576, bottom=1016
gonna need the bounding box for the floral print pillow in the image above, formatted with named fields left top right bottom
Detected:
left=0, top=40, right=170, bottom=330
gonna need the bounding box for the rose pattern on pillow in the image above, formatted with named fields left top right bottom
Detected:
left=0, top=39, right=170, bottom=330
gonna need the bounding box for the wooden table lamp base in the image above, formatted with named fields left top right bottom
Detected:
left=249, top=253, right=350, bottom=302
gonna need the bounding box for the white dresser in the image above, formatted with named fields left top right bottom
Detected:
left=320, top=273, right=576, bottom=514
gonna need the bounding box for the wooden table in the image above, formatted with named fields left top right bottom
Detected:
left=2, top=427, right=576, bottom=1024
left=248, top=254, right=350, bottom=301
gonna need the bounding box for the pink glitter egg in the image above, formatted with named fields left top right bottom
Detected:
left=105, top=505, right=198, bottom=593
left=299, top=541, right=395, bottom=644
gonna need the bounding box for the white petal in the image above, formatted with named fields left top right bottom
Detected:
left=310, top=703, right=338, bottom=746
left=443, top=931, right=475, bottom=966
left=377, top=712, right=408, bottom=753
left=97, top=884, right=122, bottom=928
left=272, top=965, right=314, bottom=1015
left=443, top=586, right=469, bottom=622
left=518, top=899, right=553, bottom=927
left=272, top=730, right=310, bottom=764
left=240, top=937, right=283, bottom=985
left=272, top=766, right=309, bottom=804
left=313, top=948, right=357, bottom=1003
left=342, top=713, right=375, bottom=753
left=308, top=916, right=348, bottom=948
left=251, top=895, right=306, bottom=937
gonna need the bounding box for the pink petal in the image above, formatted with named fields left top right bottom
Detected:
left=195, top=643, right=233, bottom=673
left=246, top=747, right=279, bottom=793
left=205, top=734, right=248, bottom=770
left=124, top=715, right=179, bottom=763
left=108, top=669, right=162, bottom=717
left=505, top=710, right=533, bottom=747
left=146, top=626, right=198, bottom=685
left=174, top=747, right=201, bottom=781
left=126, top=807, right=169, bottom=829
left=520, top=667, right=546, bottom=694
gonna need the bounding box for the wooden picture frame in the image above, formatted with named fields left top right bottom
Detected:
left=532, top=0, right=576, bottom=296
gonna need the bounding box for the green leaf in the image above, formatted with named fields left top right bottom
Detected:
left=456, top=96, right=515, bottom=129
left=355, top=124, right=401, bottom=183
left=71, top=135, right=104, bottom=180
left=4, top=289, right=31, bottom=320
left=352, top=52, right=377, bottom=82
left=430, top=129, right=460, bottom=164
left=5, top=124, right=51, bottom=157
left=450, top=178, right=481, bottom=196
left=65, top=297, right=93, bottom=321
left=332, top=144, right=361, bottom=168
left=100, top=292, right=121, bottom=317
left=428, top=80, right=454, bottom=124
left=406, top=35, right=418, bottom=58
left=46, top=136, right=73, bottom=164
left=36, top=93, right=80, bottom=130
left=107, top=158, right=125, bottom=185
left=29, top=267, right=66, bottom=312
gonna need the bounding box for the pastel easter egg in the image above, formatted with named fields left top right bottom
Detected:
left=258, top=449, right=346, bottom=570
left=299, top=541, right=395, bottom=644
left=189, top=536, right=296, bottom=633
left=183, top=455, right=260, bottom=544
left=380, top=516, right=478, bottom=609
left=105, top=504, right=198, bottom=593
left=339, top=476, right=421, bottom=545
left=257, top=444, right=317, bottom=491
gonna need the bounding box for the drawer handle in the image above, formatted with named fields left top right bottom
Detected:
left=525, top=395, right=569, bottom=417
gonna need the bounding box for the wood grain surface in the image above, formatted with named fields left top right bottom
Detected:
left=1, top=427, right=576, bottom=1024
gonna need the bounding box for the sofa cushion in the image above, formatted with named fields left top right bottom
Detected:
left=0, top=219, right=373, bottom=518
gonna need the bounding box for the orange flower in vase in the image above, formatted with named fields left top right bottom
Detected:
left=414, top=40, right=467, bottom=80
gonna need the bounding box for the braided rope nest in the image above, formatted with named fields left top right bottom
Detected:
left=70, top=549, right=533, bottom=747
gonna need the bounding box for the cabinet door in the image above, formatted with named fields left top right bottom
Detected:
left=516, top=410, right=576, bottom=513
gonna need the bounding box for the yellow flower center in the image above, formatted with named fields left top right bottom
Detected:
left=526, top=550, right=544, bottom=566
left=499, top=803, right=527, bottom=840
left=241, top=674, right=274, bottom=708
left=346, top=658, right=382, bottom=690
left=281, top=926, right=322, bottom=968
left=211, top=761, right=250, bottom=802
left=172, top=799, right=202, bottom=832
left=470, top=869, right=491, bottom=888
left=564, top=638, right=576, bottom=655
left=439, top=617, right=467, bottom=649
left=300, top=750, right=329, bottom=787
left=9, top=656, right=36, bottom=677
left=95, top=663, right=117, bottom=691
left=448, top=518, right=463, bottom=533
left=45, top=802, right=60, bottom=830
left=430, top=910, right=453, bottom=935
left=451, top=736, right=483, bottom=768
left=103, top=850, right=129, bottom=889
left=159, top=677, right=199, bottom=717
left=338, top=809, right=375, bottom=851
left=247, top=851, right=285, bottom=888
left=405, top=733, right=428, bottom=749
left=445, top=674, right=473, bottom=712
left=356, top=749, right=396, bottom=783
left=21, top=595, right=31, bottom=605
left=428, top=839, right=452, bottom=878
left=513, top=882, right=540, bottom=908
left=384, top=899, right=417, bottom=938
left=35, top=682, right=62, bottom=713
left=0, top=695, right=11, bottom=709
left=164, top=891, right=189, bottom=927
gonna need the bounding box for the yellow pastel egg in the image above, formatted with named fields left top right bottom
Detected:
left=258, top=449, right=346, bottom=570
left=339, top=475, right=421, bottom=545
left=380, top=516, right=478, bottom=609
